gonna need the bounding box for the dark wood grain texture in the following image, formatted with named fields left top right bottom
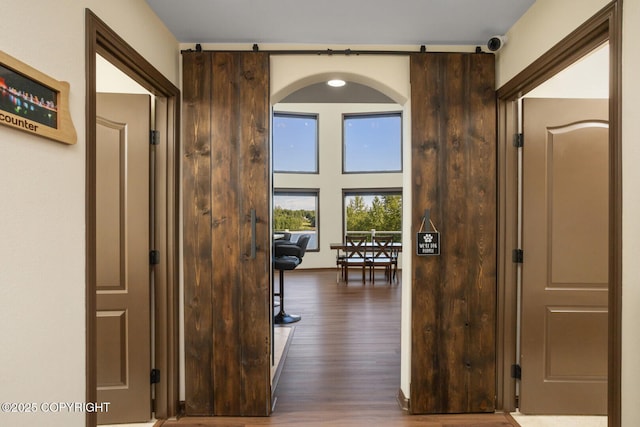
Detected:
left=236, top=52, right=271, bottom=415
left=410, top=52, right=497, bottom=414
left=182, top=51, right=271, bottom=416
left=182, top=52, right=214, bottom=415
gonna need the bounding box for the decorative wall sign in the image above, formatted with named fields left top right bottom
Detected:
left=0, top=50, right=76, bottom=145
left=416, top=209, right=441, bottom=256
left=417, top=231, right=440, bottom=256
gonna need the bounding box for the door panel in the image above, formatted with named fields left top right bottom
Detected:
left=96, top=93, right=151, bottom=424
left=410, top=52, right=497, bottom=414
left=520, top=98, right=608, bottom=415
left=182, top=51, right=271, bottom=416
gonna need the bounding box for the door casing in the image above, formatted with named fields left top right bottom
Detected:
left=86, top=9, right=181, bottom=427
left=496, top=2, right=622, bottom=425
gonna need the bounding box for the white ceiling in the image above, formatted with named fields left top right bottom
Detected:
left=145, top=0, right=535, bottom=47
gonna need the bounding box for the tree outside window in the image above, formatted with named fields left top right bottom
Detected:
left=344, top=191, right=402, bottom=242
left=273, top=190, right=319, bottom=250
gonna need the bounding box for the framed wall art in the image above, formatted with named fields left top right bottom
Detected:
left=0, top=50, right=76, bottom=145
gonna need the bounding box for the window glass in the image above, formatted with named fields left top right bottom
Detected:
left=273, top=190, right=319, bottom=250
left=343, top=113, right=402, bottom=173
left=344, top=191, right=402, bottom=242
left=273, top=113, right=318, bottom=173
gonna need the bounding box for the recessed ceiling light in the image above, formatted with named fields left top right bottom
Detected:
left=327, top=79, right=346, bottom=87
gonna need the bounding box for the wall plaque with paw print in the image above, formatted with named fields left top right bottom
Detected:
left=416, top=231, right=440, bottom=256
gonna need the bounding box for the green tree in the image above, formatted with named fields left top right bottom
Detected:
left=273, top=206, right=316, bottom=231
left=382, top=195, right=402, bottom=232
left=346, top=195, right=370, bottom=231
left=346, top=194, right=402, bottom=240
left=369, top=196, right=386, bottom=230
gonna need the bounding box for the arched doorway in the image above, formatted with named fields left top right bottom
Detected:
left=270, top=54, right=413, bottom=403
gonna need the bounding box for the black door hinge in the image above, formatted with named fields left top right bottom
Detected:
left=511, top=364, right=522, bottom=379
left=512, top=249, right=524, bottom=264
left=514, top=133, right=524, bottom=148
left=150, top=368, right=161, bottom=384
left=150, top=250, right=160, bottom=265
left=150, top=130, right=160, bottom=145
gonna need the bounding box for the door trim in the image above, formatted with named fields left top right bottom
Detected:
left=86, top=9, right=181, bottom=426
left=496, top=2, right=622, bottom=425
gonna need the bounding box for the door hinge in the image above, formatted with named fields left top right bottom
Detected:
left=512, top=249, right=524, bottom=264
left=150, top=368, right=161, bottom=384
left=513, top=133, right=524, bottom=148
left=511, top=364, right=522, bottom=379
left=150, top=250, right=160, bottom=265
left=150, top=130, right=160, bottom=145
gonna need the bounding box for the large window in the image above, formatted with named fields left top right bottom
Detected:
left=273, top=190, right=319, bottom=251
left=273, top=112, right=318, bottom=173
left=343, top=112, right=402, bottom=173
left=343, top=189, right=402, bottom=242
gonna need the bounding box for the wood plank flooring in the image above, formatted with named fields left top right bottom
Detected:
left=161, top=269, right=518, bottom=427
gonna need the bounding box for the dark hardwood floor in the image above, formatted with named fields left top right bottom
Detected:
left=162, top=269, right=518, bottom=427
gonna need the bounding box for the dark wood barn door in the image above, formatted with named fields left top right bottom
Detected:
left=410, top=52, right=497, bottom=414
left=182, top=51, right=271, bottom=416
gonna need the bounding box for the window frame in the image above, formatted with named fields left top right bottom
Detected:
left=272, top=111, right=319, bottom=174
left=273, top=188, right=320, bottom=252
left=342, top=188, right=403, bottom=242
left=342, top=111, right=403, bottom=174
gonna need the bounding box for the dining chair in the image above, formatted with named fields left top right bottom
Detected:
left=340, top=235, right=369, bottom=283
left=369, top=235, right=396, bottom=283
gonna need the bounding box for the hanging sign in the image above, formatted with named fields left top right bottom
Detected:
left=417, top=231, right=440, bottom=256
left=416, top=209, right=440, bottom=256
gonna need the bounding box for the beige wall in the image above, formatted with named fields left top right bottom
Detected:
left=496, top=0, right=609, bottom=87
left=0, top=1, right=178, bottom=426
left=499, top=0, right=640, bottom=424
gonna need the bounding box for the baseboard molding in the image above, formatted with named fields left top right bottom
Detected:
left=396, top=387, right=410, bottom=412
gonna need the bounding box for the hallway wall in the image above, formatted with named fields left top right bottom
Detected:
left=0, top=2, right=179, bottom=426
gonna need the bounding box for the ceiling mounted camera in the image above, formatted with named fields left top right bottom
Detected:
left=487, top=35, right=507, bottom=52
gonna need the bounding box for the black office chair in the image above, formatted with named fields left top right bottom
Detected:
left=273, top=234, right=311, bottom=324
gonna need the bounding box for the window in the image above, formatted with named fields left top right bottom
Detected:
left=273, top=190, right=319, bottom=251
left=273, top=113, right=318, bottom=173
left=343, top=190, right=402, bottom=242
left=343, top=113, right=402, bottom=173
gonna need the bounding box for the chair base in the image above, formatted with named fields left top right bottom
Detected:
left=274, top=311, right=301, bottom=324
